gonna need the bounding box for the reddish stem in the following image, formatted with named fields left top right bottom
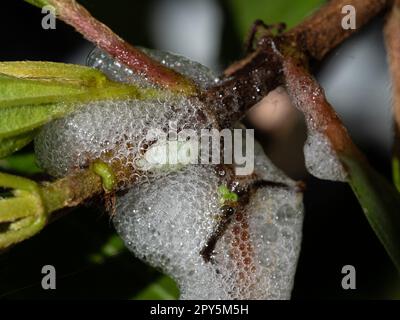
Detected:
left=49, top=0, right=197, bottom=94
left=282, top=57, right=362, bottom=160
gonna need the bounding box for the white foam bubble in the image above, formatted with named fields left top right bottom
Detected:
left=253, top=141, right=296, bottom=186
left=283, top=60, right=348, bottom=182
left=304, top=130, right=348, bottom=182
left=34, top=96, right=214, bottom=188
left=113, top=144, right=303, bottom=300
left=87, top=47, right=218, bottom=89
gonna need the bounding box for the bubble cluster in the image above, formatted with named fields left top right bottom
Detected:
left=35, top=48, right=220, bottom=187
left=34, top=48, right=304, bottom=299
left=87, top=47, right=219, bottom=89
left=283, top=60, right=348, bottom=182
left=304, top=130, right=348, bottom=182
left=34, top=96, right=214, bottom=188
left=114, top=143, right=303, bottom=300
left=252, top=141, right=296, bottom=186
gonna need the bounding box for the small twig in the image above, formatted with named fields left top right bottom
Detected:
left=287, top=0, right=390, bottom=61
left=281, top=56, right=400, bottom=273
left=39, top=169, right=103, bottom=213
left=202, top=38, right=284, bottom=127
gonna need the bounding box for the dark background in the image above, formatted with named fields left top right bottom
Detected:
left=0, top=0, right=398, bottom=299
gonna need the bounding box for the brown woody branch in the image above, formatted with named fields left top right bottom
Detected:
left=201, top=38, right=284, bottom=128
left=288, top=0, right=390, bottom=61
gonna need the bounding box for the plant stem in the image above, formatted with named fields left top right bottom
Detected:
left=33, top=0, right=198, bottom=94
left=384, top=0, right=400, bottom=190
left=288, top=0, right=390, bottom=61
left=202, top=38, right=284, bottom=127
left=282, top=57, right=362, bottom=159
left=282, top=56, right=400, bottom=274
left=39, top=169, right=103, bottom=214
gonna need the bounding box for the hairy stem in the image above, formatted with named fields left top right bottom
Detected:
left=202, top=38, right=284, bottom=127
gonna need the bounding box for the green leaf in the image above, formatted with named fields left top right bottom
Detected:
left=229, top=0, right=324, bottom=38
left=0, top=61, right=109, bottom=89
left=24, top=0, right=50, bottom=8
left=218, top=184, right=239, bottom=204
left=0, top=62, right=132, bottom=108
left=0, top=153, right=42, bottom=175
left=0, top=103, right=78, bottom=139
left=0, top=61, right=160, bottom=156
left=134, top=275, right=179, bottom=300
left=0, top=131, right=37, bottom=158
left=342, top=156, right=400, bottom=272
left=89, top=234, right=126, bottom=264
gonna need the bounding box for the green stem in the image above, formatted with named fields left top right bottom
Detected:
left=0, top=162, right=116, bottom=249
left=39, top=169, right=104, bottom=214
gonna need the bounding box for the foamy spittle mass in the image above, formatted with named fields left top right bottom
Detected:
left=35, top=48, right=304, bottom=299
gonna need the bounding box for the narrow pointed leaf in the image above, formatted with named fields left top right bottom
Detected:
left=0, top=153, right=42, bottom=175
left=342, top=156, right=400, bottom=272
left=0, top=103, right=77, bottom=139
left=24, top=0, right=50, bottom=7
left=0, top=131, right=37, bottom=158
left=134, top=276, right=179, bottom=300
